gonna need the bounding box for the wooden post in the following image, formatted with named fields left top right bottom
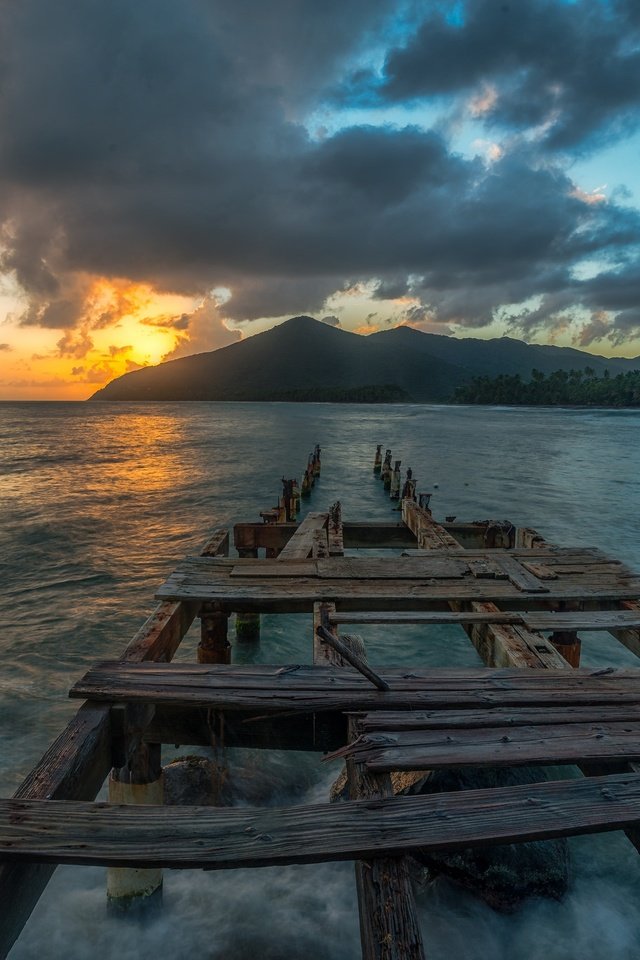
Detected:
left=382, top=449, right=392, bottom=490
left=301, top=462, right=313, bottom=497
left=373, top=444, right=382, bottom=473
left=549, top=630, right=582, bottom=667
left=401, top=468, right=416, bottom=503
left=107, top=707, right=163, bottom=912
left=292, top=479, right=300, bottom=517
left=198, top=602, right=231, bottom=663
left=236, top=549, right=261, bottom=643
left=313, top=443, right=322, bottom=478
left=390, top=460, right=401, bottom=500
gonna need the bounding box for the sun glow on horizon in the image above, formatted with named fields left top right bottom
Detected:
left=0, top=277, right=199, bottom=400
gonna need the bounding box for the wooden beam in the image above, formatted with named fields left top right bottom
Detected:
left=3, top=773, right=640, bottom=869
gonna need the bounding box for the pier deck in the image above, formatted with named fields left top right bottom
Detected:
left=3, top=450, right=640, bottom=960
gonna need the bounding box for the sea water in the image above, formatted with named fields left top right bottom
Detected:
left=1, top=401, right=640, bottom=959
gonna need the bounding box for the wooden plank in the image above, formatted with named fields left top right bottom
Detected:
left=3, top=773, right=640, bottom=869
left=330, top=611, right=525, bottom=627
left=277, top=513, right=328, bottom=561
left=521, top=610, right=640, bottom=632
left=497, top=554, right=549, bottom=593
left=611, top=600, right=640, bottom=660
left=156, top=562, right=640, bottom=609
left=520, top=560, right=558, bottom=580
left=356, top=704, right=640, bottom=731
left=341, top=721, right=640, bottom=772
left=316, top=557, right=469, bottom=580
left=70, top=662, right=640, bottom=712
left=231, top=562, right=317, bottom=578
left=328, top=610, right=640, bottom=632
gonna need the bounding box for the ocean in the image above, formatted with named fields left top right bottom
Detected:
left=2, top=400, right=640, bottom=959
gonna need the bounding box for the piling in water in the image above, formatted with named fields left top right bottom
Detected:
left=390, top=460, right=402, bottom=499
left=382, top=449, right=392, bottom=490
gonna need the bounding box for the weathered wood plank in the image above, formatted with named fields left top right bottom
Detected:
left=3, top=773, right=640, bottom=869
left=328, top=610, right=640, bottom=632
left=611, top=600, right=640, bottom=660
left=497, top=554, right=549, bottom=593
left=356, top=704, right=640, bottom=731
left=156, top=563, right=640, bottom=609
left=341, top=721, right=640, bottom=772
left=277, top=513, right=328, bottom=561
left=70, top=662, right=640, bottom=712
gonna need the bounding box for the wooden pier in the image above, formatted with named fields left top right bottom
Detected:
left=3, top=449, right=640, bottom=959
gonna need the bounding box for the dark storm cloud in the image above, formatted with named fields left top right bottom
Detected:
left=0, top=0, right=639, bottom=343
left=379, top=0, right=640, bottom=150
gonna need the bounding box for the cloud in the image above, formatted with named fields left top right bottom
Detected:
left=377, top=0, right=640, bottom=151
left=162, top=297, right=241, bottom=360
left=0, top=343, right=12, bottom=351
left=0, top=0, right=638, bottom=355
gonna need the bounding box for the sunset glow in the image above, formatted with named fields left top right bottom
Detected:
left=1, top=0, right=639, bottom=399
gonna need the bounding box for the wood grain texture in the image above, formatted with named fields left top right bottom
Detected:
left=2, top=773, right=640, bottom=869
left=69, top=662, right=640, bottom=712
left=342, top=721, right=640, bottom=772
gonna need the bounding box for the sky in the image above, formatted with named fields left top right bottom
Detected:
left=1, top=0, right=640, bottom=399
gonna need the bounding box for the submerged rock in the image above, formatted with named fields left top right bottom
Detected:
left=163, top=755, right=219, bottom=805
left=409, top=766, right=571, bottom=912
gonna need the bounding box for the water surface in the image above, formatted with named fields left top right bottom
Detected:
left=1, top=401, right=640, bottom=959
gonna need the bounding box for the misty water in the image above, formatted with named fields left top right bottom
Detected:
left=2, top=400, right=640, bottom=959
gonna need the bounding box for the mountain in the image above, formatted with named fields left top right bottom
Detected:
left=89, top=315, right=639, bottom=402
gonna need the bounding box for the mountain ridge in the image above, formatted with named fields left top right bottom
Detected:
left=89, top=315, right=638, bottom=402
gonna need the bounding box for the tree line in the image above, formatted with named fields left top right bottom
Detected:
left=453, top=367, right=640, bottom=406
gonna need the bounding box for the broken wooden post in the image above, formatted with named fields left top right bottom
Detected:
left=198, top=602, right=231, bottom=663
left=401, top=467, right=416, bottom=503
left=390, top=460, right=402, bottom=500
left=313, top=443, right=322, bottom=477
left=301, top=462, right=313, bottom=497
left=373, top=444, right=382, bottom=474
left=292, top=479, right=301, bottom=516
left=328, top=501, right=344, bottom=556
left=382, top=449, right=392, bottom=490
left=107, top=706, right=162, bottom=912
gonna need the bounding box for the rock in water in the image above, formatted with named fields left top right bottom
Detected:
left=163, top=756, right=219, bottom=805
left=410, top=766, right=571, bottom=912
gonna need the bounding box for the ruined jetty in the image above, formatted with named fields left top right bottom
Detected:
left=3, top=445, right=640, bottom=959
